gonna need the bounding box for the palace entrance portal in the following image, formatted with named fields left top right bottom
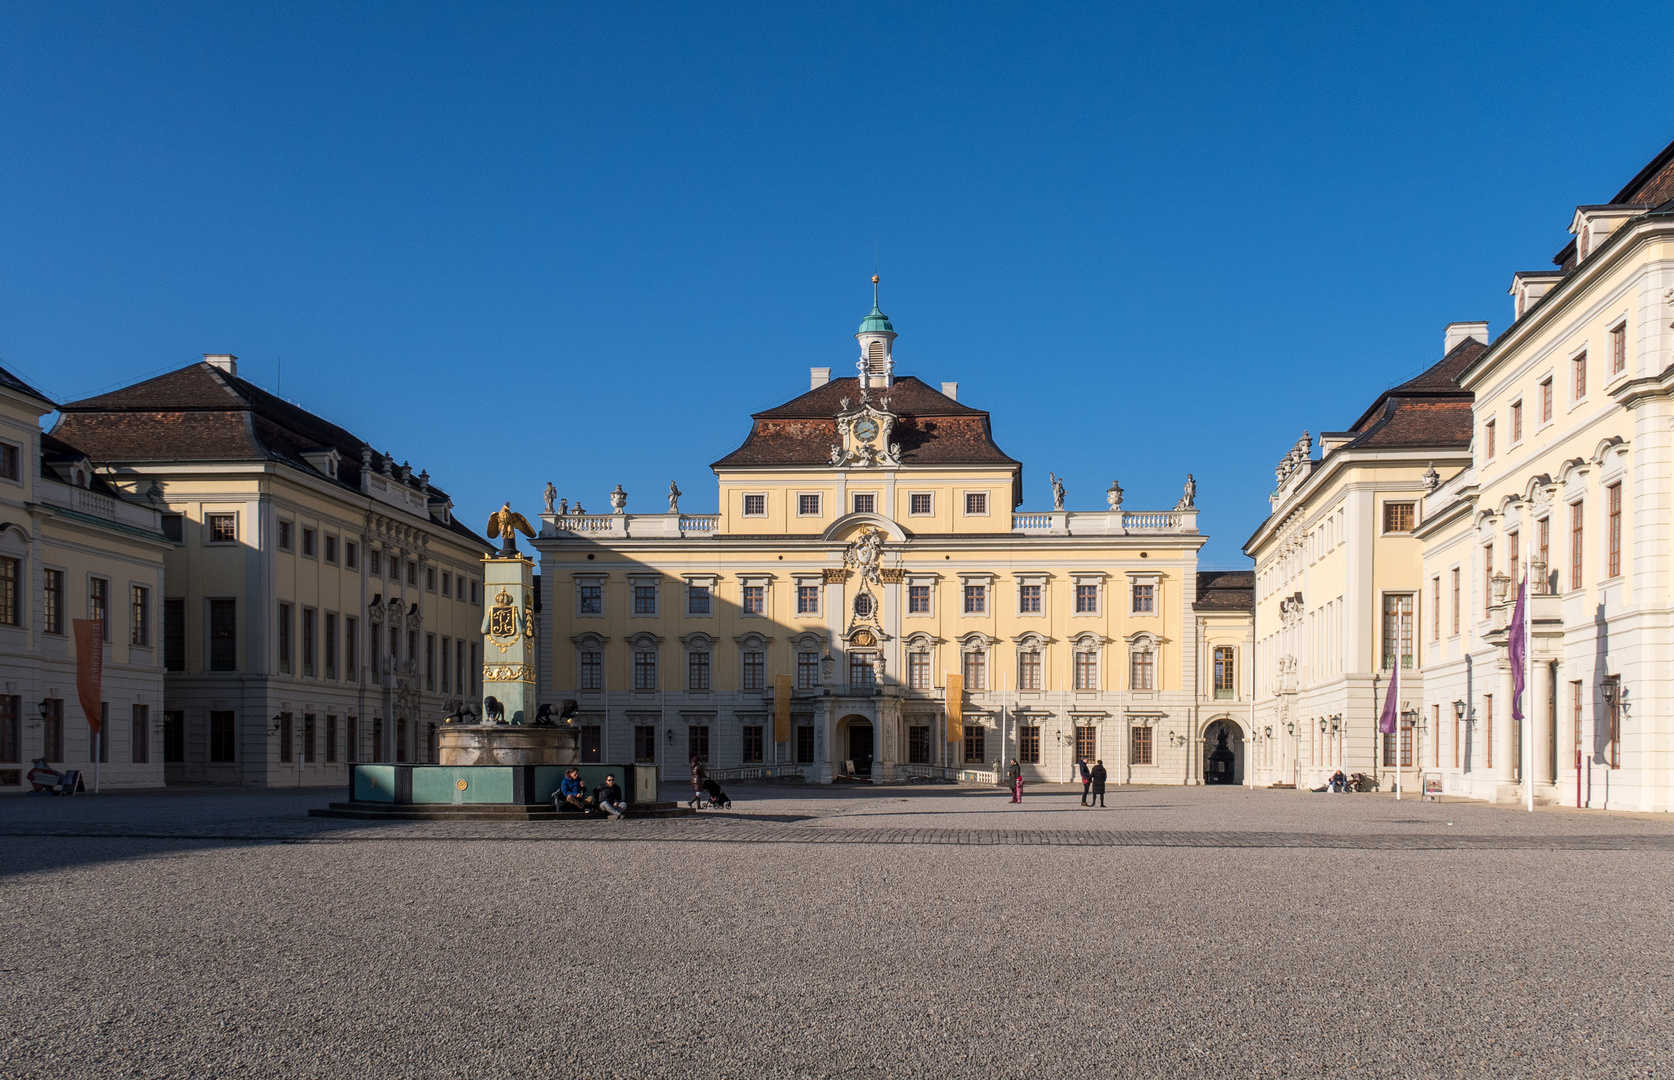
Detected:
left=838, top=715, right=875, bottom=777
left=1202, top=718, right=1245, bottom=785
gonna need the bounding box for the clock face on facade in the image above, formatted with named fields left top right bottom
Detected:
left=853, top=418, right=879, bottom=442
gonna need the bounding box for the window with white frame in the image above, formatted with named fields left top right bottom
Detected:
left=908, top=584, right=931, bottom=614
left=741, top=578, right=767, bottom=616
left=631, top=579, right=658, bottom=615
left=742, top=493, right=766, bottom=517
left=1074, top=647, right=1098, bottom=690
left=963, top=583, right=986, bottom=614
left=1018, top=581, right=1042, bottom=614
left=908, top=650, right=931, bottom=690
left=632, top=642, right=659, bottom=690
left=741, top=646, right=765, bottom=691
left=686, top=581, right=712, bottom=615
left=909, top=492, right=933, bottom=516
left=963, top=491, right=988, bottom=516
left=687, top=648, right=711, bottom=691
left=1129, top=640, right=1155, bottom=690
left=577, top=638, right=604, bottom=690
left=1075, top=583, right=1099, bottom=614
left=577, top=577, right=604, bottom=616
left=1017, top=646, right=1042, bottom=691
left=961, top=646, right=987, bottom=690
left=795, top=580, right=820, bottom=616
left=797, top=493, right=822, bottom=517
left=852, top=493, right=875, bottom=515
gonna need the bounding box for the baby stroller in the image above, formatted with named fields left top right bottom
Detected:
left=696, top=777, right=731, bottom=810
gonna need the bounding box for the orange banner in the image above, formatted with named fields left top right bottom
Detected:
left=946, top=670, right=963, bottom=743
left=73, top=619, right=103, bottom=736
left=774, top=674, right=792, bottom=743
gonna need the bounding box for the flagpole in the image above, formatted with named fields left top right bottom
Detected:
left=1524, top=533, right=1534, bottom=813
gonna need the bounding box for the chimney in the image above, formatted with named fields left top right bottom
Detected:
left=941, top=381, right=958, bottom=401
left=810, top=367, right=830, bottom=389
left=1442, top=323, right=1488, bottom=356
left=204, top=353, right=238, bottom=376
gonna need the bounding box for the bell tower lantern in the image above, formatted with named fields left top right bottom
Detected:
left=855, top=275, right=896, bottom=389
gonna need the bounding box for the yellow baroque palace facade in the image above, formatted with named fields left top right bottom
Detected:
left=536, top=292, right=1253, bottom=784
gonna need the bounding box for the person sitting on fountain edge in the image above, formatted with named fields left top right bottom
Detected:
left=556, top=767, right=595, bottom=813
left=595, top=774, right=627, bottom=820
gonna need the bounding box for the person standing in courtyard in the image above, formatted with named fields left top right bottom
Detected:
left=1008, top=758, right=1023, bottom=803
left=1077, top=757, right=1092, bottom=805
left=1089, top=759, right=1107, bottom=807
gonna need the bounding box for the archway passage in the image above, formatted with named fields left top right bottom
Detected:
left=841, top=717, right=875, bottom=777
left=1202, top=719, right=1245, bottom=785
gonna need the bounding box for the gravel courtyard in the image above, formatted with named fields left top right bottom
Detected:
left=4, top=782, right=1672, bottom=1079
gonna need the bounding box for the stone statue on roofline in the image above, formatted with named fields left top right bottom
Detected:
left=1049, top=473, right=1066, bottom=511
left=1176, top=474, right=1196, bottom=511
left=668, top=481, right=682, bottom=513
left=544, top=481, right=557, bottom=514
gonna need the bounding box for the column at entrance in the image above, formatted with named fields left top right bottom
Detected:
left=1531, top=657, right=1554, bottom=791
left=876, top=695, right=900, bottom=780
left=1493, top=661, right=1517, bottom=797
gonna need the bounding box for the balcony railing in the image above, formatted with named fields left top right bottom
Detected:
left=543, top=507, right=1195, bottom=540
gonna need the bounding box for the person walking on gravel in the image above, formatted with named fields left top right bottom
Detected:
left=1007, top=758, right=1023, bottom=803
left=1089, top=759, right=1108, bottom=808
left=689, top=755, right=706, bottom=809
left=1077, top=757, right=1092, bottom=805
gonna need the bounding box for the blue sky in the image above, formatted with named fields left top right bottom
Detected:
left=3, top=2, right=1671, bottom=565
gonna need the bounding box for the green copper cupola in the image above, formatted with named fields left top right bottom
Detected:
left=855, top=274, right=897, bottom=388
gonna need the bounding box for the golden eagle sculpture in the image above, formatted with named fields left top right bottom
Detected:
left=485, top=501, right=536, bottom=556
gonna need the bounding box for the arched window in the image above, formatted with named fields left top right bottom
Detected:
left=1015, top=634, right=1044, bottom=691
left=1129, top=638, right=1155, bottom=690
left=867, top=340, right=885, bottom=374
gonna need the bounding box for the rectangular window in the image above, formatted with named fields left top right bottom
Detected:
left=303, top=714, right=316, bottom=763
left=634, top=725, right=656, bottom=763
left=1075, top=726, right=1096, bottom=762
left=0, top=442, right=18, bottom=481
left=0, top=695, right=17, bottom=763
left=1540, top=378, right=1553, bottom=422
left=209, top=710, right=236, bottom=763
left=1075, top=584, right=1098, bottom=614
left=909, top=493, right=932, bottom=516
left=908, top=725, right=930, bottom=764
left=345, top=542, right=358, bottom=570
left=633, top=650, right=658, bottom=691
left=471, top=581, right=480, bottom=605
left=908, top=585, right=930, bottom=614
left=302, top=608, right=317, bottom=677
left=1384, top=502, right=1415, bottom=533
left=1537, top=517, right=1550, bottom=583
left=742, top=725, right=764, bottom=764
left=796, top=725, right=815, bottom=764
left=1017, top=651, right=1041, bottom=691
left=441, top=572, right=451, bottom=597
left=909, top=652, right=930, bottom=690
left=742, top=651, right=764, bottom=691
left=852, top=493, right=875, bottom=515
left=1508, top=532, right=1519, bottom=586
left=1611, top=322, right=1627, bottom=374
left=579, top=649, right=603, bottom=690
left=798, top=493, right=821, bottom=517
left=963, top=726, right=986, bottom=764
left=850, top=652, right=876, bottom=687
left=325, top=715, right=338, bottom=763
left=633, top=584, right=657, bottom=615
left=439, top=635, right=451, bottom=692
left=963, top=584, right=986, bottom=614
left=1075, top=651, right=1097, bottom=690
left=1381, top=594, right=1414, bottom=669
left=209, top=599, right=237, bottom=671
left=1483, top=543, right=1494, bottom=608
left=796, top=585, right=820, bottom=615
left=128, top=586, right=151, bottom=646
left=345, top=716, right=357, bottom=764
left=1510, top=400, right=1523, bottom=443
left=1132, top=583, right=1155, bottom=613
left=324, top=535, right=338, bottom=564
left=1570, top=501, right=1584, bottom=590
left=278, top=520, right=293, bottom=550
left=1607, top=482, right=1621, bottom=579
left=368, top=550, right=382, bottom=577
left=1484, top=419, right=1495, bottom=459
left=688, top=585, right=711, bottom=615
left=1431, top=578, right=1441, bottom=640
left=1213, top=646, right=1235, bottom=698
left=161, top=514, right=184, bottom=543
left=42, top=700, right=62, bottom=762
left=1019, top=725, right=1041, bottom=764
left=1450, top=568, right=1460, bottom=634
left=277, top=603, right=294, bottom=674
left=43, top=569, right=64, bottom=634
left=1130, top=648, right=1154, bottom=690
left=426, top=567, right=436, bottom=592
left=1573, top=351, right=1587, bottom=400
left=964, top=492, right=988, bottom=516
left=279, top=712, right=292, bottom=762
left=425, top=633, right=436, bottom=691
left=325, top=614, right=338, bottom=680
left=962, top=650, right=986, bottom=691
left=346, top=617, right=359, bottom=683
left=797, top=650, right=820, bottom=689
left=1018, top=584, right=1041, bottom=613
left=579, top=585, right=602, bottom=614
left=301, top=528, right=316, bottom=557
left=1484, top=694, right=1493, bottom=768
left=1130, top=725, right=1153, bottom=766
left=687, top=650, right=711, bottom=691
left=89, top=577, right=108, bottom=637
left=687, top=725, right=709, bottom=763
left=742, top=585, right=764, bottom=615
left=743, top=494, right=765, bottom=516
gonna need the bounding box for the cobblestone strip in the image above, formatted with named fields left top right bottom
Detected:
left=5, top=824, right=1674, bottom=850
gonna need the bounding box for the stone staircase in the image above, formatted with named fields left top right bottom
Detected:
left=309, top=800, right=696, bottom=821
